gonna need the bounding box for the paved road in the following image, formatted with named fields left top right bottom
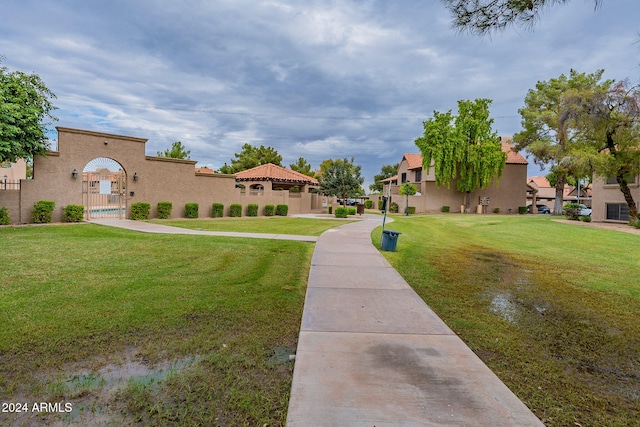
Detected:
left=286, top=215, right=544, bottom=426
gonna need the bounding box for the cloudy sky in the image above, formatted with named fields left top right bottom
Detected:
left=2, top=0, right=638, bottom=188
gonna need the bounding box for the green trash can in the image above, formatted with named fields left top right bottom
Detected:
left=381, top=229, right=402, bottom=252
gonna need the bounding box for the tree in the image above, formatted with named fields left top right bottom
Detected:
left=218, top=143, right=282, bottom=174
left=415, top=98, right=506, bottom=210
left=513, top=69, right=610, bottom=214
left=370, top=163, right=399, bottom=192
left=157, top=141, right=190, bottom=159
left=567, top=80, right=640, bottom=219
left=319, top=157, right=365, bottom=206
left=399, top=182, right=417, bottom=215
left=289, top=157, right=317, bottom=178
left=0, top=59, right=57, bottom=163
left=441, top=0, right=602, bottom=35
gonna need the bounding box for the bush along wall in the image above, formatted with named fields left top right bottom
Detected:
left=229, top=204, right=242, bottom=217
left=442, top=205, right=450, bottom=213
left=276, top=204, right=288, bottom=216
left=184, top=203, right=199, bottom=219
left=335, top=206, right=348, bottom=218
left=347, top=207, right=356, bottom=216
left=62, top=205, right=84, bottom=222
left=365, top=200, right=373, bottom=209
left=32, top=200, right=55, bottom=223
left=247, top=204, right=258, bottom=217
left=389, top=202, right=399, bottom=213
left=264, top=204, right=275, bottom=216
left=0, top=207, right=10, bottom=225
left=407, top=206, right=416, bottom=215
left=212, top=203, right=224, bottom=218
left=157, top=201, right=172, bottom=219
left=518, top=206, right=527, bottom=215
left=131, top=202, right=151, bottom=220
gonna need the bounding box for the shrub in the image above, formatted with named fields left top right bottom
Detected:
left=335, top=207, right=348, bottom=218
left=579, top=215, right=592, bottom=223
left=328, top=206, right=332, bottom=214
left=378, top=200, right=383, bottom=210
left=212, top=203, right=224, bottom=218
left=407, top=206, right=416, bottom=215
left=389, top=202, right=399, bottom=213
left=230, top=204, right=242, bottom=217
left=493, top=207, right=501, bottom=214
left=184, top=203, right=199, bottom=219
left=247, top=204, right=258, bottom=217
left=631, top=215, right=640, bottom=229
left=442, top=205, right=450, bottom=213
left=0, top=207, right=10, bottom=225
left=365, top=200, right=373, bottom=209
left=131, top=202, right=151, bottom=220
left=563, top=203, right=581, bottom=220
left=62, top=205, right=84, bottom=222
left=157, top=201, right=172, bottom=219
left=276, top=204, right=288, bottom=216
left=264, top=204, right=275, bottom=216
left=347, top=207, right=356, bottom=216
left=32, top=200, right=55, bottom=223
left=518, top=206, right=527, bottom=215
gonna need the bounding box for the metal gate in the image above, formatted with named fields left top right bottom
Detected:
left=83, top=170, right=126, bottom=219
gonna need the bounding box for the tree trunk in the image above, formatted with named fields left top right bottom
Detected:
left=553, top=174, right=565, bottom=215
left=617, top=174, right=638, bottom=221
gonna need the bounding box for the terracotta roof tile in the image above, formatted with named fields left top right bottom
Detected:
left=235, top=163, right=319, bottom=185
left=381, top=175, right=398, bottom=183
left=195, top=167, right=215, bottom=174
left=402, top=153, right=423, bottom=169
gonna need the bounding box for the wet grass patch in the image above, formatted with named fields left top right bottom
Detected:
left=373, top=215, right=640, bottom=426
left=0, top=224, right=311, bottom=425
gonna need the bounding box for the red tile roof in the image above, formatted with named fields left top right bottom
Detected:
left=235, top=163, right=319, bottom=185
left=400, top=143, right=528, bottom=168
left=402, top=153, right=423, bottom=169
left=195, top=167, right=215, bottom=174
left=381, top=175, right=398, bottom=183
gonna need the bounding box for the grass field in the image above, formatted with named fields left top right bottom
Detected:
left=3, top=214, right=639, bottom=426
left=373, top=214, right=640, bottom=426
left=0, top=223, right=316, bottom=426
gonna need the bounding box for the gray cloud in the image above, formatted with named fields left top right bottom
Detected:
left=2, top=0, right=638, bottom=187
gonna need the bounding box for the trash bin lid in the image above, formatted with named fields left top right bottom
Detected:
left=382, top=229, right=402, bottom=235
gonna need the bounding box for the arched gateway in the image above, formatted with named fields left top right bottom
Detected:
left=82, top=157, right=127, bottom=219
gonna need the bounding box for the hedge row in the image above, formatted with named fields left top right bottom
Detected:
left=129, top=202, right=289, bottom=220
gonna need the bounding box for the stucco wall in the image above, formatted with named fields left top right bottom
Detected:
left=1, top=127, right=318, bottom=224
left=591, top=176, right=640, bottom=222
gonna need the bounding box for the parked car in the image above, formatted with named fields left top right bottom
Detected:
left=578, top=204, right=592, bottom=216
left=527, top=204, right=551, bottom=214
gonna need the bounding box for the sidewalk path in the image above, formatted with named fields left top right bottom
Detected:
left=286, top=215, right=543, bottom=426
left=89, top=218, right=318, bottom=242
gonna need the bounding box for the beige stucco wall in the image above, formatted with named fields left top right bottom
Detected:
left=591, top=176, right=640, bottom=222
left=384, top=162, right=527, bottom=214
left=0, top=127, right=319, bottom=224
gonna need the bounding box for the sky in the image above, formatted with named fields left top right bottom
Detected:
left=2, top=0, right=639, bottom=190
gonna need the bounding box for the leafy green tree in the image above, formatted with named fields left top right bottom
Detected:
left=289, top=157, right=317, bottom=178
left=319, top=157, right=365, bottom=206
left=513, top=69, right=610, bottom=214
left=399, top=182, right=417, bottom=215
left=567, top=80, right=640, bottom=219
left=0, top=59, right=57, bottom=163
left=441, top=0, right=602, bottom=35
left=415, top=98, right=506, bottom=210
left=370, top=163, right=399, bottom=192
left=218, top=143, right=282, bottom=174
left=157, top=141, right=191, bottom=159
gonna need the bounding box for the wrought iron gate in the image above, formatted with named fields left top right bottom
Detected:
left=82, top=170, right=126, bottom=219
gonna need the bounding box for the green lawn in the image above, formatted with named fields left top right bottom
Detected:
left=373, top=214, right=640, bottom=426
left=148, top=217, right=355, bottom=236
left=0, top=223, right=315, bottom=426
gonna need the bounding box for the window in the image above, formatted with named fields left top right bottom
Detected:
left=606, top=175, right=636, bottom=185
left=401, top=173, right=407, bottom=183
left=415, top=169, right=422, bottom=182
left=606, top=203, right=630, bottom=221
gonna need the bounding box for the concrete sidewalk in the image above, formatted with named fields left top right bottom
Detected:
left=89, top=218, right=318, bottom=242
left=286, top=215, right=543, bottom=426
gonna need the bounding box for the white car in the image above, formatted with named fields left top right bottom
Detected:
left=578, top=204, right=592, bottom=216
